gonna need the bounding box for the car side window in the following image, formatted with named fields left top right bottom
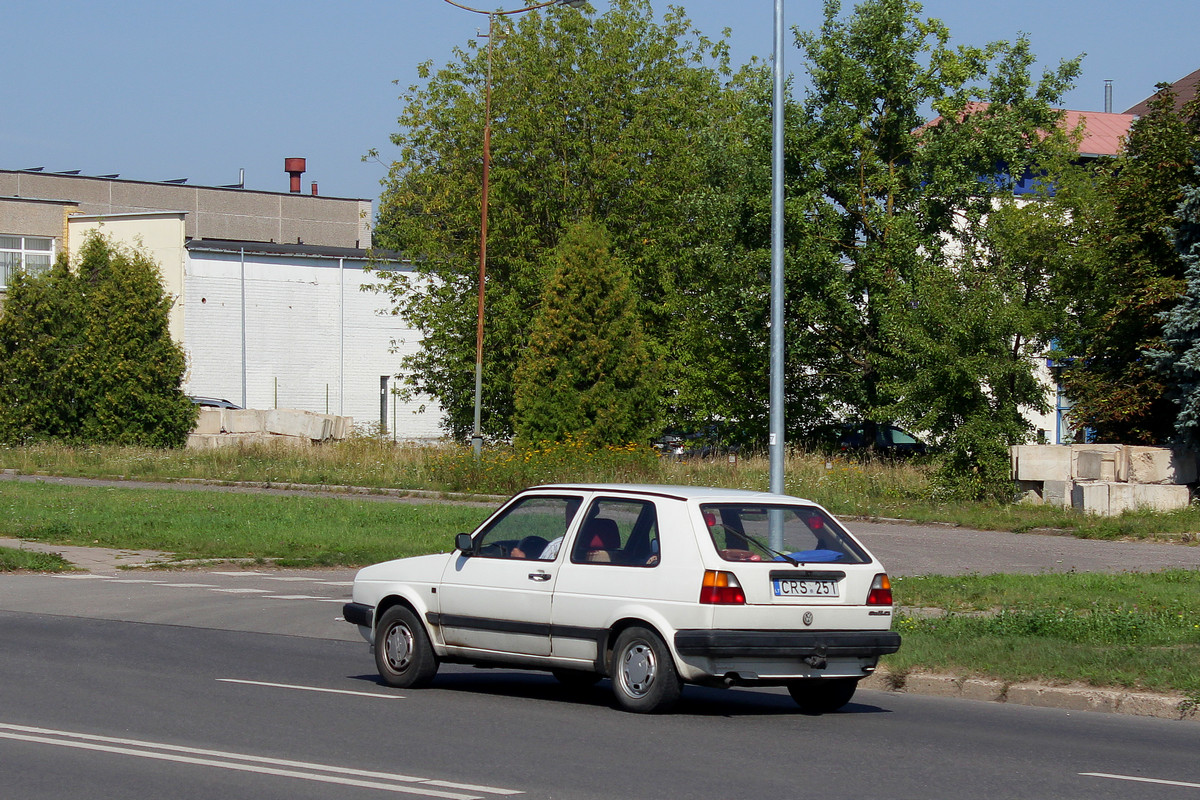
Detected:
left=570, top=498, right=660, bottom=567
left=473, top=495, right=582, bottom=560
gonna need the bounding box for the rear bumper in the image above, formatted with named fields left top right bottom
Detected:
left=674, top=629, right=901, bottom=659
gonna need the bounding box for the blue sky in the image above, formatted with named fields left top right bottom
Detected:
left=3, top=1, right=1195, bottom=205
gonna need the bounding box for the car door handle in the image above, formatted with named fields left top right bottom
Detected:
left=527, top=571, right=552, bottom=582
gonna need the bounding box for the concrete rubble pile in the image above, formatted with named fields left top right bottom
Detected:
left=1011, top=444, right=1195, bottom=516
left=187, top=408, right=354, bottom=448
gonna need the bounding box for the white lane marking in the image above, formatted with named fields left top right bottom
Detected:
left=160, top=583, right=218, bottom=589
left=320, top=581, right=354, bottom=586
left=210, top=571, right=267, bottom=576
left=264, top=594, right=329, bottom=600
left=261, top=576, right=317, bottom=582
left=210, top=588, right=270, bottom=594
left=1081, top=773, right=1200, bottom=789
left=216, top=679, right=401, bottom=699
left=53, top=574, right=108, bottom=580
left=109, top=579, right=163, bottom=584
left=0, top=723, right=522, bottom=798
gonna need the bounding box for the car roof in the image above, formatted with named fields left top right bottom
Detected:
left=530, top=483, right=818, bottom=505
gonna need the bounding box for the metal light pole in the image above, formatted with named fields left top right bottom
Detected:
left=769, top=0, right=787, bottom=549
left=443, top=0, right=586, bottom=459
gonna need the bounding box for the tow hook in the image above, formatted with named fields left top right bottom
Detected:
left=802, top=645, right=828, bottom=669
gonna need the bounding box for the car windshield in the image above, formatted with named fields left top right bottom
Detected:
left=699, top=503, right=870, bottom=565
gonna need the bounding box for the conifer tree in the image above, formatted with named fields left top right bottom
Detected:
left=513, top=220, right=657, bottom=446
left=0, top=233, right=196, bottom=446
left=1153, top=167, right=1200, bottom=449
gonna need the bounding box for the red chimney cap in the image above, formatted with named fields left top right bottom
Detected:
left=284, top=157, right=306, bottom=173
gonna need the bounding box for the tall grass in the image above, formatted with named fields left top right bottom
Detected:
left=2, top=439, right=1199, bottom=539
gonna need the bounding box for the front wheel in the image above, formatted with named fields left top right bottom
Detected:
left=787, top=677, right=858, bottom=713
left=611, top=627, right=681, bottom=713
left=374, top=606, right=438, bottom=688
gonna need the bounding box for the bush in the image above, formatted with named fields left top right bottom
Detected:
left=0, top=233, right=196, bottom=447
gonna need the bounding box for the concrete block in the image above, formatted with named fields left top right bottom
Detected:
left=1071, top=444, right=1124, bottom=481
left=1107, top=483, right=1136, bottom=515
left=1015, top=480, right=1043, bottom=505
left=266, top=409, right=309, bottom=438
left=1012, top=445, right=1071, bottom=482
left=1072, top=481, right=1110, bottom=515
left=1043, top=479, right=1073, bottom=508
left=222, top=409, right=266, bottom=434
left=1077, top=450, right=1118, bottom=481
left=332, top=416, right=353, bottom=440
left=193, top=409, right=222, bottom=435
left=186, top=433, right=216, bottom=449
left=1125, top=446, right=1198, bottom=485
left=1132, top=483, right=1191, bottom=513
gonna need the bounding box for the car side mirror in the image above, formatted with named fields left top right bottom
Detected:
left=454, top=532, right=474, bottom=555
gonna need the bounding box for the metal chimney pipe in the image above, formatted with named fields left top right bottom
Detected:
left=1104, top=80, right=1113, bottom=113
left=311, top=181, right=318, bottom=196
left=284, top=157, right=306, bottom=193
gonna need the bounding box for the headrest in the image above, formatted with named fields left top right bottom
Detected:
left=584, top=518, right=620, bottom=550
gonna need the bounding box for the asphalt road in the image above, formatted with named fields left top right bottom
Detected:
left=2, top=610, right=1199, bottom=800
left=3, top=479, right=1200, bottom=798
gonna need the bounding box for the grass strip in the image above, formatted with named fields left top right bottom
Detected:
left=3, top=441, right=1200, bottom=539
left=890, top=571, right=1200, bottom=701
left=0, top=546, right=74, bottom=573
left=0, top=481, right=491, bottom=567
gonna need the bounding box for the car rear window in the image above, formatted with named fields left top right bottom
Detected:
left=699, top=504, right=870, bottom=565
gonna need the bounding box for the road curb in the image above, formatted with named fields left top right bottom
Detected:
left=862, top=668, right=1197, bottom=722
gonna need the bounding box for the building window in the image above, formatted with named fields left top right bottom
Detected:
left=0, top=235, right=54, bottom=288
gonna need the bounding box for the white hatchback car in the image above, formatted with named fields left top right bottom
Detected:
left=344, top=484, right=900, bottom=713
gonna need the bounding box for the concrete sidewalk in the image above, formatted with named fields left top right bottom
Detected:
left=0, top=537, right=172, bottom=573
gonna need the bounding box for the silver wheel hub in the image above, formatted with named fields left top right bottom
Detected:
left=385, top=623, right=414, bottom=671
left=620, top=641, right=656, bottom=697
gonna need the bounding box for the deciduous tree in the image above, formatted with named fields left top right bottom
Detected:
left=373, top=0, right=736, bottom=440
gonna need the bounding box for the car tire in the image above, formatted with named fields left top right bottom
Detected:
left=552, top=669, right=602, bottom=690
left=787, top=677, right=858, bottom=713
left=611, top=627, right=682, bottom=713
left=374, top=606, right=438, bottom=688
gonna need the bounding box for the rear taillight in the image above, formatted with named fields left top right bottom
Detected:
left=700, top=570, right=746, bottom=605
left=867, top=573, right=893, bottom=606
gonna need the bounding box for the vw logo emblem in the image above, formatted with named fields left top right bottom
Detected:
left=802, top=612, right=814, bottom=626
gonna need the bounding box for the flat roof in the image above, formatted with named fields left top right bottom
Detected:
left=185, top=238, right=404, bottom=262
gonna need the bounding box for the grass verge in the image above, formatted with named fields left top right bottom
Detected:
left=0, top=481, right=490, bottom=567
left=0, top=545, right=74, bottom=572
left=3, top=440, right=1200, bottom=539
left=891, top=571, right=1200, bottom=703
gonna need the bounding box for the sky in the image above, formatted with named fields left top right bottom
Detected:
left=3, top=0, right=1196, bottom=206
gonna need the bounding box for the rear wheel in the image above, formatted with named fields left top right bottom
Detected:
left=374, top=606, right=438, bottom=688
left=787, top=677, right=858, bottom=713
left=611, top=627, right=681, bottom=713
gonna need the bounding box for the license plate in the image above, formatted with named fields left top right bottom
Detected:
left=773, top=578, right=839, bottom=597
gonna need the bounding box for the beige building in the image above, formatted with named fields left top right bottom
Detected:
left=0, top=166, right=445, bottom=439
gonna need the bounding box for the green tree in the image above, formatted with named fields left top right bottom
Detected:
left=784, top=0, right=1078, bottom=494
left=0, top=233, right=196, bottom=447
left=372, top=0, right=737, bottom=440
left=1152, top=166, right=1200, bottom=449
left=1055, top=91, right=1200, bottom=443
left=513, top=220, right=657, bottom=445
left=0, top=257, right=84, bottom=441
